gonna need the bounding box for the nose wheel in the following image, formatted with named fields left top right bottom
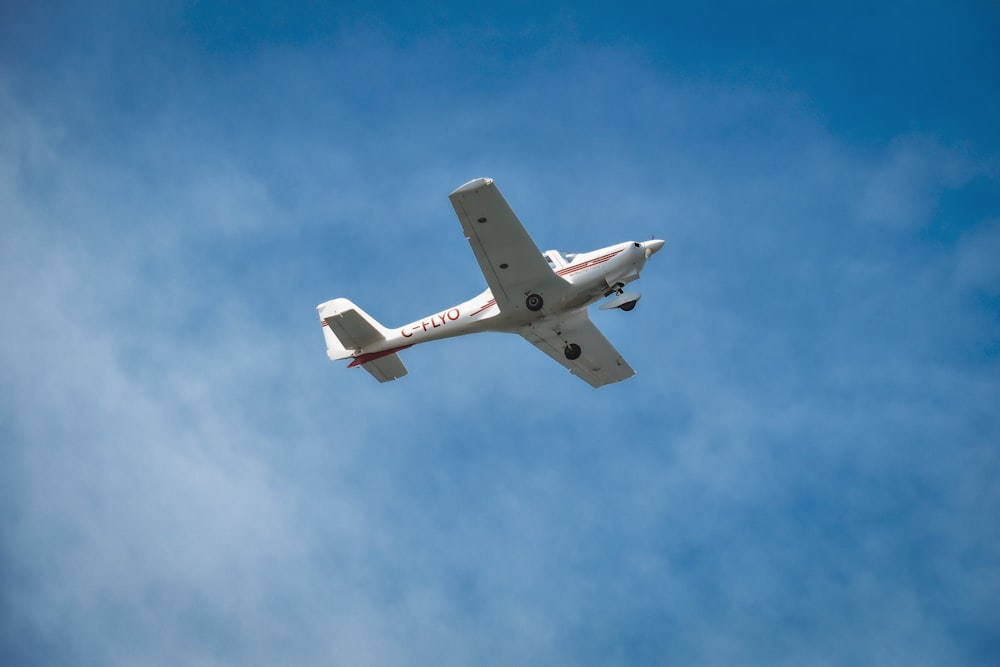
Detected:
left=564, top=343, right=581, bottom=360
left=525, top=293, right=544, bottom=311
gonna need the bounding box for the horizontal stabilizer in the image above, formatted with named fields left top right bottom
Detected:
left=318, top=298, right=390, bottom=361
left=324, top=309, right=383, bottom=349
left=362, top=353, right=408, bottom=382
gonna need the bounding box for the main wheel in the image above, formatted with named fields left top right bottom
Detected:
left=525, top=293, right=544, bottom=311
left=620, top=300, right=637, bottom=312
left=564, top=343, right=582, bottom=360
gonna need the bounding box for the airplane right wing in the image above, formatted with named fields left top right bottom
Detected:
left=449, top=178, right=568, bottom=314
left=519, top=311, right=635, bottom=388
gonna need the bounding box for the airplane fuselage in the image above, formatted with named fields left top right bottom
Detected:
left=350, top=240, right=657, bottom=365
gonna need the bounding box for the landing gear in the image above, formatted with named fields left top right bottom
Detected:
left=603, top=282, right=625, bottom=298
left=564, top=343, right=582, bottom=360
left=620, top=300, right=637, bottom=312
left=526, top=293, right=544, bottom=311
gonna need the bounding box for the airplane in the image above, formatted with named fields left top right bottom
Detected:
left=317, top=177, right=665, bottom=388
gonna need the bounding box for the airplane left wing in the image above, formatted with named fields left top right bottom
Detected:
left=519, top=311, right=635, bottom=388
left=449, top=178, right=568, bottom=314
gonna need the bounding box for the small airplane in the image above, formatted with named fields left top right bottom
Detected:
left=318, top=177, right=665, bottom=388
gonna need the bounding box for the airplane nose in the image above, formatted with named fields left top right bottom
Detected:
left=643, top=239, right=665, bottom=257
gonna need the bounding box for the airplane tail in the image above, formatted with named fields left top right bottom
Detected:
left=317, top=298, right=408, bottom=382
left=317, top=298, right=392, bottom=359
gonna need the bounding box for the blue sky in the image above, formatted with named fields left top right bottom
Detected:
left=2, top=1, right=999, bottom=665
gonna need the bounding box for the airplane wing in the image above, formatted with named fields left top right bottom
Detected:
left=449, top=178, right=568, bottom=314
left=519, top=311, right=635, bottom=388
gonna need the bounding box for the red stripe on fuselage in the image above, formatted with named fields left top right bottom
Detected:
left=469, top=298, right=497, bottom=317
left=556, top=249, right=623, bottom=277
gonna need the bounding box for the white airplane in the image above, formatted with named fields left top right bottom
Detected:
left=318, top=177, right=665, bottom=388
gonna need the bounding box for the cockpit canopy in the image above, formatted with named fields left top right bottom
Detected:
left=543, top=250, right=575, bottom=269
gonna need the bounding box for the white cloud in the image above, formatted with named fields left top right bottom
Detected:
left=955, top=218, right=1000, bottom=294
left=859, top=136, right=974, bottom=229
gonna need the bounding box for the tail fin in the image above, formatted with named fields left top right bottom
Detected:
left=317, top=298, right=409, bottom=382
left=317, top=298, right=392, bottom=360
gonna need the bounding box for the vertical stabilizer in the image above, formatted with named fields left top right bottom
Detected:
left=317, top=298, right=390, bottom=358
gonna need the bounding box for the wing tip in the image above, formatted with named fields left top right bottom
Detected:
left=450, top=177, right=493, bottom=196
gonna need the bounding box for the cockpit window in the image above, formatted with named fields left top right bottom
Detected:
left=543, top=250, right=571, bottom=267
